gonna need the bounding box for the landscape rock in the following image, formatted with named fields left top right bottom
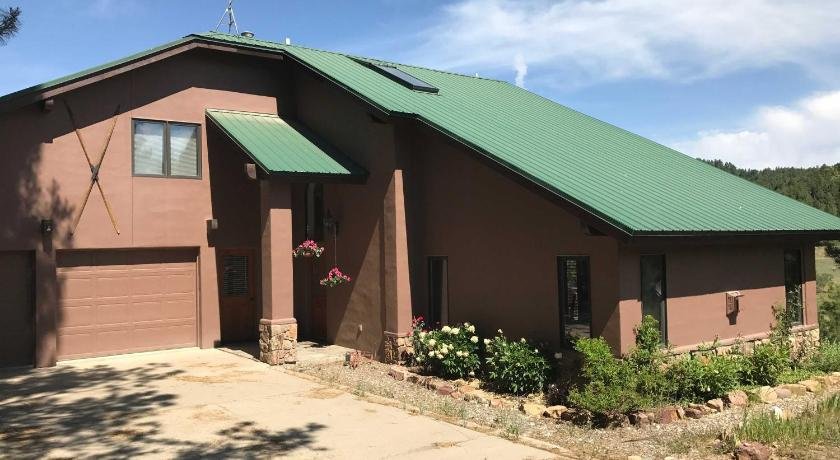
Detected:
left=724, top=390, right=749, bottom=407
left=449, top=390, right=464, bottom=400
left=776, top=383, right=807, bottom=396
left=464, top=390, right=490, bottom=406
left=542, top=405, right=567, bottom=419
left=684, top=407, right=705, bottom=419
left=706, top=398, right=724, bottom=412
left=388, top=366, right=409, bottom=381
left=814, top=374, right=839, bottom=388
left=734, top=441, right=771, bottom=460
left=799, top=379, right=822, bottom=393
left=773, top=387, right=792, bottom=399
left=520, top=402, right=547, bottom=417
left=628, top=411, right=651, bottom=427
left=753, top=386, right=778, bottom=403
left=655, top=406, right=682, bottom=424
left=593, top=412, right=629, bottom=429
left=627, top=456, right=643, bottom=460
left=436, top=384, right=455, bottom=396
left=560, top=408, right=593, bottom=426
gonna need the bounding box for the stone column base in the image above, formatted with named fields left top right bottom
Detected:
left=259, top=318, right=297, bottom=365
left=384, top=331, right=413, bottom=364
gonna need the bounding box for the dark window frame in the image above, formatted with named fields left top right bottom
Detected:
left=784, top=248, right=805, bottom=325
left=132, top=118, right=202, bottom=179
left=557, top=255, right=593, bottom=344
left=640, top=254, right=668, bottom=343
left=427, top=256, right=449, bottom=327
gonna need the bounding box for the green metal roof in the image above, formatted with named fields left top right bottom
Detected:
left=206, top=109, right=366, bottom=178
left=3, top=31, right=840, bottom=235
left=191, top=32, right=840, bottom=236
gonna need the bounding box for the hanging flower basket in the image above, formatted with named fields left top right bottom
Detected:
left=293, top=240, right=324, bottom=258
left=320, top=266, right=352, bottom=287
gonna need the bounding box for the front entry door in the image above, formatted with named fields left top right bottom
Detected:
left=219, top=248, right=257, bottom=343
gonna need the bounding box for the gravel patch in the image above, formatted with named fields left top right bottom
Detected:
left=290, top=360, right=838, bottom=459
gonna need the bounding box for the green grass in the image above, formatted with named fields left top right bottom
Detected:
left=730, top=394, right=840, bottom=451
left=816, top=247, right=840, bottom=286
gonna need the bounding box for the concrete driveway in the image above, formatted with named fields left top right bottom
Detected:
left=0, top=348, right=555, bottom=459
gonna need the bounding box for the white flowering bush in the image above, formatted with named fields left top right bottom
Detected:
left=484, top=330, right=550, bottom=395
left=411, top=317, right=480, bottom=379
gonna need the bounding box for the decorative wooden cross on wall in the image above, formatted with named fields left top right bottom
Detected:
left=64, top=101, right=121, bottom=235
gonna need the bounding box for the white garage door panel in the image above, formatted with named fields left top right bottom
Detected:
left=57, top=249, right=197, bottom=360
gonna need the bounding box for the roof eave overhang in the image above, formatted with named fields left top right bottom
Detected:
left=205, top=110, right=368, bottom=185
left=626, top=230, right=840, bottom=247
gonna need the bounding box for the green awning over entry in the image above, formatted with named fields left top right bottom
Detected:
left=206, top=109, right=367, bottom=179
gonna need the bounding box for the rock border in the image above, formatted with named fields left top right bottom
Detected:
left=388, top=366, right=840, bottom=428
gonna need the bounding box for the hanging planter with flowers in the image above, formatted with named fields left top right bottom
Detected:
left=320, top=266, right=352, bottom=287
left=293, top=240, right=324, bottom=258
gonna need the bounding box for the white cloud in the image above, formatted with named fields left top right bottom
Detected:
left=513, top=53, right=527, bottom=87
left=407, top=0, right=840, bottom=87
left=672, top=91, right=840, bottom=168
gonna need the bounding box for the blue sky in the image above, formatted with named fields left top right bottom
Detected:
left=3, top=0, right=840, bottom=168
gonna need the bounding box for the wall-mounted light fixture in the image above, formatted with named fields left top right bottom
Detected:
left=41, top=98, right=55, bottom=112
left=40, top=219, right=54, bottom=235
left=244, top=163, right=257, bottom=180
left=206, top=218, right=219, bottom=231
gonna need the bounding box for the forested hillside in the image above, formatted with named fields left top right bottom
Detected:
left=704, top=160, right=840, bottom=216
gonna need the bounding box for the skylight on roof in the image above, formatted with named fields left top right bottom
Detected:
left=368, top=63, right=438, bottom=93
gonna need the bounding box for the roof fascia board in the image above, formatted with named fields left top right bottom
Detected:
left=628, top=230, right=840, bottom=247
left=0, top=39, right=285, bottom=114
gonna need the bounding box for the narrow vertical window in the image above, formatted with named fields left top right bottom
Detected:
left=428, top=257, right=448, bottom=327
left=640, top=254, right=668, bottom=342
left=558, top=256, right=592, bottom=341
left=169, top=123, right=199, bottom=177
left=784, top=249, right=804, bottom=325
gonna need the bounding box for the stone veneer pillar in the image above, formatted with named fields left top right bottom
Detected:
left=383, top=170, right=414, bottom=363
left=259, top=180, right=297, bottom=365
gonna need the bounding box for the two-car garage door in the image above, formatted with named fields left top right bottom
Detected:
left=57, top=249, right=197, bottom=360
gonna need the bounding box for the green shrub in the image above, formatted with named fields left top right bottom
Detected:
left=484, top=331, right=549, bottom=395
left=628, top=315, right=666, bottom=368
left=567, top=337, right=646, bottom=413
left=807, top=341, right=840, bottom=373
left=741, top=342, right=790, bottom=386
left=666, top=354, right=740, bottom=402
left=411, top=320, right=481, bottom=379
left=819, top=282, right=840, bottom=343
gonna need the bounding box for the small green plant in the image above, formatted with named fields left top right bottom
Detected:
left=741, top=342, right=790, bottom=386
left=666, top=354, right=740, bottom=402
left=411, top=318, right=481, bottom=379
left=567, top=337, right=645, bottom=413
left=807, top=341, right=840, bottom=373
left=484, top=330, right=550, bottom=395
left=627, top=316, right=672, bottom=402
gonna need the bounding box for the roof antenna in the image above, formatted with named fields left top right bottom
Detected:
left=214, top=0, right=240, bottom=35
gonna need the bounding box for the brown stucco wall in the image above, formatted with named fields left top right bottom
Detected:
left=0, top=48, right=288, bottom=365
left=291, top=67, right=403, bottom=356
left=617, top=243, right=818, bottom=355
left=403, top=127, right=621, bottom=350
